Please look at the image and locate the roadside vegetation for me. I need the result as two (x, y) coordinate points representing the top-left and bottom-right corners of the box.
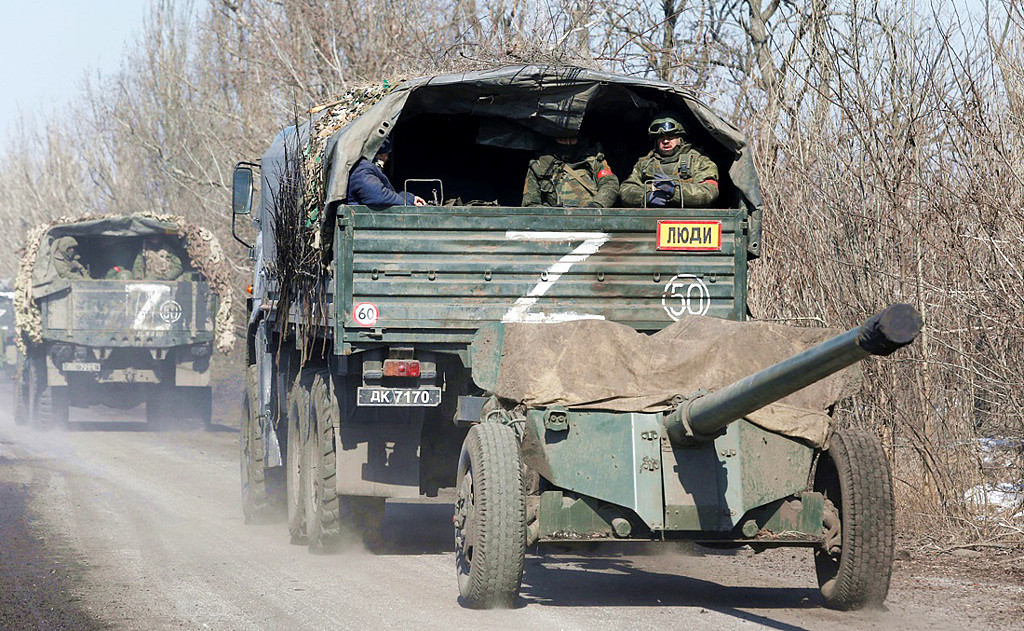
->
(0, 0), (1019, 548)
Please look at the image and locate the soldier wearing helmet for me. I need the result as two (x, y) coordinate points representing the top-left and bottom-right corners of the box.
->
(521, 130), (620, 208)
(53, 236), (88, 279)
(620, 113), (719, 208)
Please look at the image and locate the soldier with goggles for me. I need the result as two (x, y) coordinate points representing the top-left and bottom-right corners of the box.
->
(620, 114), (719, 208)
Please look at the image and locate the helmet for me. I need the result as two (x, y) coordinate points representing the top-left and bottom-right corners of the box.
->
(55, 236), (79, 252)
(648, 114), (684, 137)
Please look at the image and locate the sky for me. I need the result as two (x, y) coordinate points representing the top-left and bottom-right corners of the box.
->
(0, 0), (149, 140)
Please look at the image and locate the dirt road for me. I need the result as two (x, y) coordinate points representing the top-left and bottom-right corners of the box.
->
(1, 385), (1020, 630)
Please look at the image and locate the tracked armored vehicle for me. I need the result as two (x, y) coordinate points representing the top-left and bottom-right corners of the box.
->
(233, 65), (918, 610)
(14, 215), (228, 429)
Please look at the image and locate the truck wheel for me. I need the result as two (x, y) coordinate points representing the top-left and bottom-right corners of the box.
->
(454, 422), (525, 609)
(146, 386), (171, 430)
(37, 386), (70, 430)
(13, 357), (29, 426)
(814, 429), (895, 610)
(286, 375), (309, 544)
(305, 369), (342, 552)
(26, 354), (49, 431)
(240, 364), (274, 523)
(186, 386), (213, 428)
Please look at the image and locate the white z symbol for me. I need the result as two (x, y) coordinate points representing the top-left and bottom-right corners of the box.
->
(127, 284), (172, 330)
(502, 231), (610, 323)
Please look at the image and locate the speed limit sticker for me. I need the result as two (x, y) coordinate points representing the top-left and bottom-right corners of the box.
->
(352, 302), (380, 327)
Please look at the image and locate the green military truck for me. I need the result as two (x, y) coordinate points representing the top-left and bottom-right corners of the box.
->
(13, 215), (232, 429)
(0, 289), (16, 377)
(233, 66), (915, 610)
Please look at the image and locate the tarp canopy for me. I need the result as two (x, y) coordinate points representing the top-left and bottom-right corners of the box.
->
(261, 65), (763, 212)
(471, 317), (863, 448)
(33, 216), (184, 288)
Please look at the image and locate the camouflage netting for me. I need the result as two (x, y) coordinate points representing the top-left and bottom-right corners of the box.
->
(301, 82), (401, 233)
(14, 213), (235, 353)
(472, 318), (864, 448)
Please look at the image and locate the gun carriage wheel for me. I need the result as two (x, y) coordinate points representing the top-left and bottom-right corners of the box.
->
(813, 429), (895, 610)
(454, 422), (526, 609)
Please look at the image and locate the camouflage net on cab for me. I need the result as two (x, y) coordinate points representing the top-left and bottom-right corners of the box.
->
(14, 213), (236, 354)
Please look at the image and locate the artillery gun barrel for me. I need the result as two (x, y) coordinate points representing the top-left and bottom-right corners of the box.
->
(665, 303), (922, 443)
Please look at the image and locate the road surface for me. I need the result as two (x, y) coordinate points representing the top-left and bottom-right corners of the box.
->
(0, 384), (1020, 630)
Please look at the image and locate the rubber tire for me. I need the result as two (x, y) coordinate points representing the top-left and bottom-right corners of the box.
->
(286, 375), (309, 544)
(38, 386), (70, 430)
(146, 386), (171, 430)
(814, 429), (895, 610)
(454, 422), (526, 609)
(13, 356), (29, 426)
(305, 369), (343, 552)
(240, 364), (274, 523)
(26, 354), (49, 431)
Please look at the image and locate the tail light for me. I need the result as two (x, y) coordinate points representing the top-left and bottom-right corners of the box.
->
(383, 359), (420, 378)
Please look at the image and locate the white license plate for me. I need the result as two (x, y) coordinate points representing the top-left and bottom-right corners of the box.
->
(357, 387), (441, 407)
(62, 362), (101, 372)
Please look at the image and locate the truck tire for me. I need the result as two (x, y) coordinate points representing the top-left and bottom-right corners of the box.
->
(304, 369), (343, 552)
(454, 422), (526, 609)
(286, 375), (309, 544)
(37, 386), (70, 430)
(146, 386), (172, 430)
(240, 364), (274, 523)
(13, 356), (29, 426)
(181, 386), (213, 428)
(814, 429), (895, 610)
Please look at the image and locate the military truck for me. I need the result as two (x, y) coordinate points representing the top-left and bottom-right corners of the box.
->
(0, 289), (16, 377)
(13, 215), (231, 429)
(233, 66), (916, 610)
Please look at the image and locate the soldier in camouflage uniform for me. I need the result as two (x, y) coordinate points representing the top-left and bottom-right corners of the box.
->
(522, 132), (619, 208)
(132, 236), (183, 281)
(620, 114), (719, 208)
(53, 236), (88, 279)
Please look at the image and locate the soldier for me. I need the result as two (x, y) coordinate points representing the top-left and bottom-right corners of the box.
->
(53, 236), (88, 279)
(132, 236), (183, 281)
(521, 131), (619, 208)
(348, 137), (427, 207)
(620, 114), (719, 208)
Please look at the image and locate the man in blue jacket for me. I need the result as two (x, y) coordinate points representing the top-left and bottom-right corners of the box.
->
(347, 138), (426, 207)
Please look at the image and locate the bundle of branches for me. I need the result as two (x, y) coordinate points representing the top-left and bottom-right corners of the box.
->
(271, 82), (400, 359)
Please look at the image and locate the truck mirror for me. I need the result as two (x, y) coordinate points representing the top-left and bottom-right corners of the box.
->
(232, 166), (254, 216)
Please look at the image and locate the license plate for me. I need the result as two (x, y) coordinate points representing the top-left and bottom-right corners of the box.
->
(357, 387), (441, 407)
(62, 362), (101, 372)
(657, 220), (722, 251)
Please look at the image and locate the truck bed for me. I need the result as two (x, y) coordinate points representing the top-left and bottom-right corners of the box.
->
(334, 205), (749, 353)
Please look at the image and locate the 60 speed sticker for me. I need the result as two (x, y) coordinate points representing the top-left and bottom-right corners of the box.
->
(352, 302), (380, 327)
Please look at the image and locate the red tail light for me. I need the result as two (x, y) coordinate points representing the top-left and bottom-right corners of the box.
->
(383, 359), (420, 378)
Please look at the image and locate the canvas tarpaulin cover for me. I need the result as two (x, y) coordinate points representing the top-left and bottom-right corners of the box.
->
(261, 64), (764, 213)
(471, 317), (863, 448)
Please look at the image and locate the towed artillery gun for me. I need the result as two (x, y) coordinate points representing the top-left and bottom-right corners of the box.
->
(13, 215), (232, 429)
(231, 65), (917, 610)
(457, 303), (920, 609)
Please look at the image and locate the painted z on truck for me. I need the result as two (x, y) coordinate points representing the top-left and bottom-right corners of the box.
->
(233, 66), (915, 610)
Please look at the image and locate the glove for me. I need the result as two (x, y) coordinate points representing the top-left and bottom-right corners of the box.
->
(648, 179), (675, 207)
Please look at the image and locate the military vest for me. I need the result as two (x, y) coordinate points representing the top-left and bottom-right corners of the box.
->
(534, 155), (601, 207)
